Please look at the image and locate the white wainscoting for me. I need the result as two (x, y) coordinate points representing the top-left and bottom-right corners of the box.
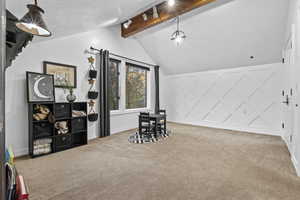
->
(164, 63), (283, 136)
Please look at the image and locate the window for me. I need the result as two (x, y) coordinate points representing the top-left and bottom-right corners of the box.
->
(126, 63), (148, 109)
(109, 59), (120, 111)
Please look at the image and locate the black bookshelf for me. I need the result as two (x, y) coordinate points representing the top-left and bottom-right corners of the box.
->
(28, 102), (88, 158)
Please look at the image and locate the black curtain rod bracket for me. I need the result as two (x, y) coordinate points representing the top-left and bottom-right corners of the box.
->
(89, 46), (157, 67)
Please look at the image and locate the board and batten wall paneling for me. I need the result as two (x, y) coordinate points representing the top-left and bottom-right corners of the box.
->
(164, 63), (284, 135)
(283, 0), (300, 176)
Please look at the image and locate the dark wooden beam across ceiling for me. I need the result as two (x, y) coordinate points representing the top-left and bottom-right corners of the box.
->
(121, 0), (216, 38)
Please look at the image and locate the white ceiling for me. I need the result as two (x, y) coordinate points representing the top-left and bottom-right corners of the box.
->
(7, 0), (163, 38)
(8, 0), (289, 74)
(136, 0), (290, 74)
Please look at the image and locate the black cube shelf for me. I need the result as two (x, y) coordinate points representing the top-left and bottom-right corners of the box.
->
(28, 102), (88, 158)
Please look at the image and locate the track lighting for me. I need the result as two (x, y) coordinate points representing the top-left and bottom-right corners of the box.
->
(171, 17), (186, 46)
(123, 20), (132, 29)
(168, 0), (175, 7)
(153, 6), (159, 19)
(142, 13), (148, 21)
(16, 0), (51, 37)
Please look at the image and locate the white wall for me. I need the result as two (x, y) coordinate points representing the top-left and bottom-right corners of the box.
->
(5, 26), (155, 156)
(163, 63), (284, 136)
(283, 0), (300, 176)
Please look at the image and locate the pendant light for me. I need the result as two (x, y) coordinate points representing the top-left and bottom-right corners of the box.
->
(171, 17), (186, 46)
(168, 0), (176, 7)
(16, 0), (51, 37)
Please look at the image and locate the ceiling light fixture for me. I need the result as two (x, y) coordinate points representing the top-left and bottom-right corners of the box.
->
(171, 17), (186, 46)
(153, 6), (159, 19)
(123, 20), (132, 29)
(168, 0), (176, 7)
(16, 0), (51, 37)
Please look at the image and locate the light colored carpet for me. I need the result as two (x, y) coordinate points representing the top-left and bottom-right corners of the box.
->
(16, 123), (300, 200)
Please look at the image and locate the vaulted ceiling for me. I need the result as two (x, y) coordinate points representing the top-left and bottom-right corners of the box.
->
(137, 0), (289, 74)
(8, 0), (290, 75)
(136, 0), (290, 74)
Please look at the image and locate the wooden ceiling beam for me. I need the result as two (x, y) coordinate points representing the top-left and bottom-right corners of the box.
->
(121, 0), (216, 38)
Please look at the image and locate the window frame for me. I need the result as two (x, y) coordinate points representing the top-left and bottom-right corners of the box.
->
(108, 58), (121, 112)
(108, 59), (152, 116)
(125, 62), (150, 111)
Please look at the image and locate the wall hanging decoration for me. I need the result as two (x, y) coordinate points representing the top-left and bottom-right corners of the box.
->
(88, 100), (98, 122)
(26, 72), (55, 103)
(43, 61), (77, 88)
(88, 56), (97, 79)
(87, 56), (99, 122)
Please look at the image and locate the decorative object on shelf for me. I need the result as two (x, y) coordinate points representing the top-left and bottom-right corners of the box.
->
(16, 0), (51, 37)
(72, 110), (86, 117)
(33, 104), (50, 121)
(26, 72), (55, 103)
(66, 89), (77, 103)
(43, 61), (77, 88)
(33, 138), (52, 156)
(55, 121), (69, 135)
(87, 56), (99, 122)
(62, 80), (77, 103)
(88, 56), (97, 79)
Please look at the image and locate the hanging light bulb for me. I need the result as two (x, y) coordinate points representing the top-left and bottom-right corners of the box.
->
(153, 6), (159, 19)
(171, 17), (186, 46)
(123, 20), (132, 29)
(142, 13), (148, 21)
(168, 0), (176, 7)
(16, 0), (51, 37)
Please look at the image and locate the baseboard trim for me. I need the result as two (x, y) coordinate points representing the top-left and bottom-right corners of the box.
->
(14, 148), (28, 157)
(15, 127), (138, 157)
(167, 120), (281, 137)
(291, 155), (300, 177)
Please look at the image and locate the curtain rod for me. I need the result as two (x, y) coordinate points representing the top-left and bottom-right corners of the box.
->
(89, 46), (157, 67)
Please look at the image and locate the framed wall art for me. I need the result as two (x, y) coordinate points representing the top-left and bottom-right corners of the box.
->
(26, 72), (55, 103)
(43, 61), (77, 88)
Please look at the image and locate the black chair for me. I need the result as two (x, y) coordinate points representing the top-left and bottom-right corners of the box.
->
(157, 109), (167, 135)
(139, 112), (154, 137)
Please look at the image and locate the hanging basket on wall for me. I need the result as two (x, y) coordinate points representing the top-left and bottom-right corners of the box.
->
(87, 56), (99, 122)
(88, 56), (98, 79)
(88, 91), (98, 99)
(88, 113), (98, 122)
(88, 100), (98, 122)
(89, 70), (97, 79)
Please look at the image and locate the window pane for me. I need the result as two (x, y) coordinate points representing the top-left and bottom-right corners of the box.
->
(126, 64), (147, 109)
(109, 60), (119, 111)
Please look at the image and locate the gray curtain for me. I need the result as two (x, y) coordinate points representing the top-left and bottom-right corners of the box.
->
(99, 50), (111, 137)
(154, 66), (160, 114)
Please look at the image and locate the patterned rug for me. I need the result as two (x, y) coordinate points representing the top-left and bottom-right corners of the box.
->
(128, 130), (171, 144)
